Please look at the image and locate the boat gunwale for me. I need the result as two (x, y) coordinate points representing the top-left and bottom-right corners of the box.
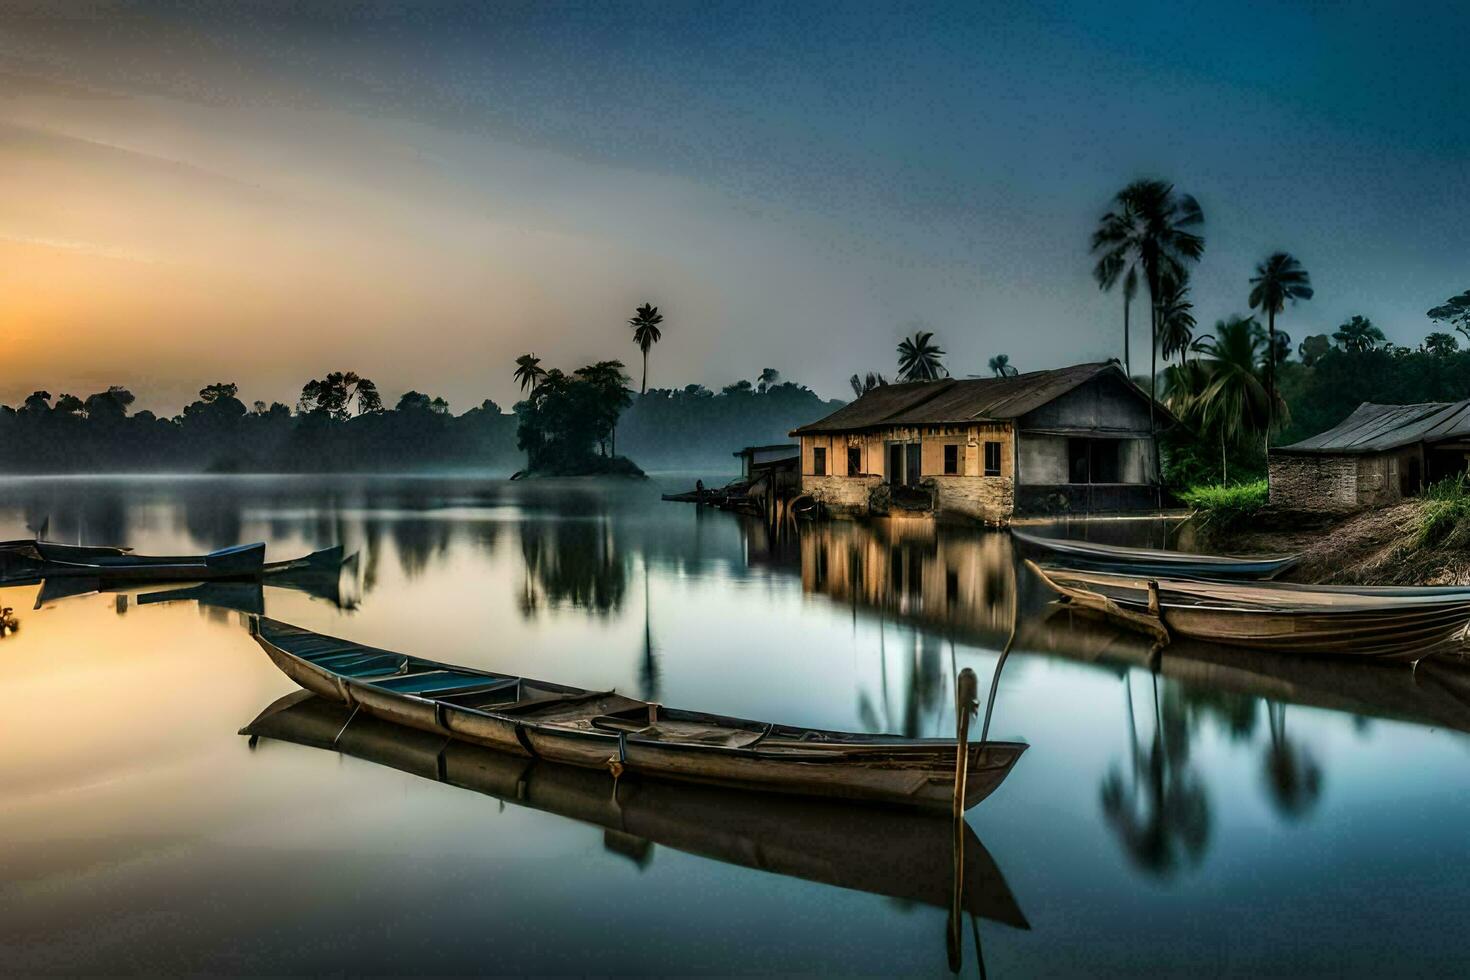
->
(254, 619), (1022, 761)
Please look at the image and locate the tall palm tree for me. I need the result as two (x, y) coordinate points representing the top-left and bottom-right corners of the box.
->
(896, 331), (947, 381)
(1091, 179), (1205, 407)
(1248, 252), (1313, 437)
(1091, 199), (1141, 374)
(988, 353), (1018, 377)
(513, 353), (548, 393)
(627, 303), (664, 394)
(1155, 276), (1197, 362)
(1092, 180), (1204, 504)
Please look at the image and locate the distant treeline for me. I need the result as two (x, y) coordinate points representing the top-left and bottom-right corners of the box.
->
(618, 379), (844, 468)
(0, 371), (843, 474)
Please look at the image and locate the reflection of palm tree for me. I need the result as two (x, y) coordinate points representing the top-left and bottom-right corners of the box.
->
(1262, 702), (1323, 820)
(639, 556), (661, 701)
(1100, 673), (1210, 877)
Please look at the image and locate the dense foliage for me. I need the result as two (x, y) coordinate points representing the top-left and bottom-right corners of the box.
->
(0, 379), (516, 473)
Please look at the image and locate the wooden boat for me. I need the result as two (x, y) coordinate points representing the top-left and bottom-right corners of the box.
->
(250, 617), (1027, 810)
(1011, 529), (1299, 581)
(1026, 559), (1470, 660)
(242, 690), (1029, 927)
(1, 538), (132, 562)
(41, 541), (267, 580)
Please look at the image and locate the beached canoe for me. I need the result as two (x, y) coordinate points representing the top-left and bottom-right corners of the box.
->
(1026, 559), (1470, 660)
(242, 690), (1030, 927)
(1011, 529), (1300, 581)
(250, 617), (1027, 810)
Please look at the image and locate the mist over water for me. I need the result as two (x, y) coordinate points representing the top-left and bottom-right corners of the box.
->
(1, 474), (1468, 974)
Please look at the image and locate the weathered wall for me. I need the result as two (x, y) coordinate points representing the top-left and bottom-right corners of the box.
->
(1120, 438), (1153, 483)
(1268, 453), (1360, 510)
(801, 473), (882, 513)
(1019, 434), (1068, 484)
(799, 423), (1015, 521)
(1018, 372), (1154, 435)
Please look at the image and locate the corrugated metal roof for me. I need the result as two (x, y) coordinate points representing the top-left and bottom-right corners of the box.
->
(791, 362), (1155, 435)
(1276, 401), (1470, 454)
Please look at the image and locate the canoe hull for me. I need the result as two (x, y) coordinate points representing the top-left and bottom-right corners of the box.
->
(254, 622), (1024, 811)
(1011, 529), (1299, 581)
(1027, 560), (1470, 660)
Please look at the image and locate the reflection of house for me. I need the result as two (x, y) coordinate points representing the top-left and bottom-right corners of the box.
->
(1269, 401), (1470, 511)
(790, 363), (1170, 523)
(801, 520), (1017, 639)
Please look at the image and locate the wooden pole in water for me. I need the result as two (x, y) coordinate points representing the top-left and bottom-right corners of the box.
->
(948, 666), (979, 971)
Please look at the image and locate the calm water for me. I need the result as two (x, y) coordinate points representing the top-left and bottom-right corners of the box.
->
(2, 475), (1468, 976)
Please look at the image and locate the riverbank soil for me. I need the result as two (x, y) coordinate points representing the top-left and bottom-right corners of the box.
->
(1214, 501), (1470, 586)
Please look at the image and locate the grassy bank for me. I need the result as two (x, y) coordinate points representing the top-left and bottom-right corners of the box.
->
(1178, 480), (1268, 532)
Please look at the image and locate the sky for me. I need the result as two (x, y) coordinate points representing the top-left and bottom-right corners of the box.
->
(1, 0), (1467, 414)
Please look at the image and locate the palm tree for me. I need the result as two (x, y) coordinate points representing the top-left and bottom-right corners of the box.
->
(988, 354), (1018, 377)
(1091, 180), (1205, 409)
(756, 367), (780, 393)
(896, 331), (947, 381)
(1188, 316), (1284, 481)
(1155, 276), (1197, 362)
(849, 372), (888, 398)
(1091, 199), (1141, 374)
(628, 303), (664, 394)
(513, 353), (548, 393)
(1248, 252), (1313, 437)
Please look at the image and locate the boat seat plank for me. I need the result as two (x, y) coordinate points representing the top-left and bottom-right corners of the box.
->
(367, 671), (495, 694)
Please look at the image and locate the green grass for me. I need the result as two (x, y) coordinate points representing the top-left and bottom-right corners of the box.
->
(1414, 477), (1470, 547)
(1179, 479), (1268, 530)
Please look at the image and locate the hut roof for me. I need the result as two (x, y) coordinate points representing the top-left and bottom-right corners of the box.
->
(1276, 400), (1470, 454)
(791, 362), (1165, 435)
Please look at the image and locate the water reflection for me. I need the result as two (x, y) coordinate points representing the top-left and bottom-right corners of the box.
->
(1100, 674), (1209, 878)
(243, 691), (1030, 943)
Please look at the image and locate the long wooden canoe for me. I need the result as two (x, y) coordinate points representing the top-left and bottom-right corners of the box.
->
(250, 617), (1027, 810)
(1026, 559), (1470, 660)
(40, 541), (267, 580)
(1011, 529), (1300, 581)
(242, 690), (1029, 927)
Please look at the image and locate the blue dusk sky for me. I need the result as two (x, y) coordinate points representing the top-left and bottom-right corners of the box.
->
(1, 1), (1466, 411)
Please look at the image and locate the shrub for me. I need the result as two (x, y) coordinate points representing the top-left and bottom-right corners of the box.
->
(1179, 480), (1268, 530)
(1415, 477), (1470, 546)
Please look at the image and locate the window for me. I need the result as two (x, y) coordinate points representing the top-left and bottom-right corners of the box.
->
(847, 445), (862, 476)
(813, 446), (827, 476)
(984, 441), (1002, 477)
(943, 444), (959, 475)
(1066, 438), (1122, 484)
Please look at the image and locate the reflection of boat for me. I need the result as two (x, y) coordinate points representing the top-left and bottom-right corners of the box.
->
(135, 549), (358, 613)
(242, 690), (1029, 927)
(1012, 529), (1299, 581)
(1036, 606), (1470, 735)
(1027, 560), (1470, 659)
(250, 617), (1027, 810)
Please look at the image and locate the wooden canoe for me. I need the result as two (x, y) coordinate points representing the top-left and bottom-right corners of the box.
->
(250, 617), (1027, 811)
(40, 541), (267, 580)
(242, 690), (1030, 928)
(1026, 560), (1470, 660)
(1011, 529), (1300, 581)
